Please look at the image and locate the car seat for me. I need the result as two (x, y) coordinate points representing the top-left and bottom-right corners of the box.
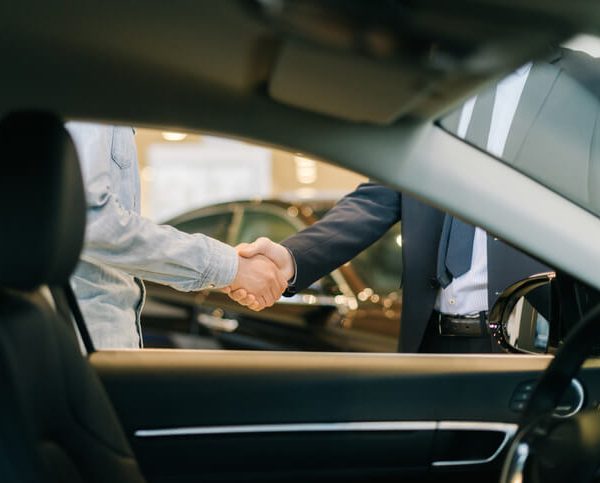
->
(0, 112), (146, 482)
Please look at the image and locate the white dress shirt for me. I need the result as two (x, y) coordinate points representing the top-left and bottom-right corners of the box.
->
(435, 63), (532, 315)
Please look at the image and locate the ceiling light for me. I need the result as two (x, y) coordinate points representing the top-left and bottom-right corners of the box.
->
(161, 131), (188, 141)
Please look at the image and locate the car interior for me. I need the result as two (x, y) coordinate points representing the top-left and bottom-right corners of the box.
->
(3, 1), (600, 482)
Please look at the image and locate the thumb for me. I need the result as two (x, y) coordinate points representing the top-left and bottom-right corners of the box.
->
(235, 242), (251, 255)
(237, 237), (270, 258)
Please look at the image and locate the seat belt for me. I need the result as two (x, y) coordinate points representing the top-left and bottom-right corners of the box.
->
(49, 284), (95, 354)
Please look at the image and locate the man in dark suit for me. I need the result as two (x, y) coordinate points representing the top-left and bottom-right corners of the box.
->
(229, 47), (600, 353)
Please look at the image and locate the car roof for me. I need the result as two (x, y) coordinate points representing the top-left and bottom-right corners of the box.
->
(2, 1), (600, 290)
(165, 199), (335, 234)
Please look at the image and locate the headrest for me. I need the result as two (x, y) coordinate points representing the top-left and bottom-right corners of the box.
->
(0, 112), (86, 290)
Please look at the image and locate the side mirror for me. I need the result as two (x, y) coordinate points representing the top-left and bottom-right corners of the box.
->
(489, 272), (556, 354)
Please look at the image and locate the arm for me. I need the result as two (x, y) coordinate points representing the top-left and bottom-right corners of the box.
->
(229, 182), (402, 308)
(281, 182), (402, 292)
(67, 123), (286, 306)
(67, 122), (238, 291)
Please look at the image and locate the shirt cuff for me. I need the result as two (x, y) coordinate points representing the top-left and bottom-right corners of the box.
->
(283, 247), (298, 296)
(199, 238), (239, 289)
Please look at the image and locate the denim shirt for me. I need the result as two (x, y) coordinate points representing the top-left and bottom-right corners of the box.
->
(66, 123), (238, 349)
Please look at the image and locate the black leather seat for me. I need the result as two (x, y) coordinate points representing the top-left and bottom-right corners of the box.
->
(0, 112), (146, 482)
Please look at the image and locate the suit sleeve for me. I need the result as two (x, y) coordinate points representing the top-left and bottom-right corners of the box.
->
(281, 183), (402, 292)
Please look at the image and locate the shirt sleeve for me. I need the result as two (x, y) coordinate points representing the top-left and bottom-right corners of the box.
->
(66, 122), (238, 291)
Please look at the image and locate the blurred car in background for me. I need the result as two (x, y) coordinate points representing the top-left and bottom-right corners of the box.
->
(141, 198), (402, 352)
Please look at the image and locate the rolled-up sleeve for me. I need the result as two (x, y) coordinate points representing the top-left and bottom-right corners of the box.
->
(66, 122), (238, 291)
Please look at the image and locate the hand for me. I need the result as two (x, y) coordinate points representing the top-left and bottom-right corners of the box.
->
(238, 237), (295, 280)
(227, 253), (287, 311)
(227, 238), (295, 310)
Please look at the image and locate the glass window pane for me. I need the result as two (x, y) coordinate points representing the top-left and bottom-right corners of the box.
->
(173, 212), (232, 243)
(237, 210), (297, 244)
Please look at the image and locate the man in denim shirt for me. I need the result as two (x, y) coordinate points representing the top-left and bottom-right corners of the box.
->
(66, 122), (285, 349)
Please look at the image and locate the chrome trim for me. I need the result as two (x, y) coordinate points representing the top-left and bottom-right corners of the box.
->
(437, 421), (517, 433)
(135, 421), (436, 438)
(554, 378), (585, 418)
(274, 294), (338, 306)
(433, 422), (518, 467)
(135, 420), (518, 467)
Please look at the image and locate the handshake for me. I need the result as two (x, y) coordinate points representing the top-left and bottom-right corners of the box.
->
(225, 237), (295, 311)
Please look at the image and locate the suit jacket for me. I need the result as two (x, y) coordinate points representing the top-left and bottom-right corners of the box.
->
(282, 48), (600, 353)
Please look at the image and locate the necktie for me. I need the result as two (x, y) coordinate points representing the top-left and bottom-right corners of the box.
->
(436, 216), (476, 288)
(436, 86), (496, 288)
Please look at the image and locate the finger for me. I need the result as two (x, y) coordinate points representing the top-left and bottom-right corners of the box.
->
(270, 278), (285, 305)
(276, 273), (287, 293)
(237, 298), (256, 308)
(252, 295), (269, 311)
(265, 296), (278, 308)
(237, 241), (261, 258)
(235, 242), (251, 253)
(266, 276), (280, 304)
(228, 288), (248, 302)
(230, 290), (258, 307)
(238, 237), (271, 258)
(230, 294), (258, 308)
(263, 293), (275, 308)
(228, 288), (259, 308)
(275, 271), (288, 296)
(236, 293), (257, 306)
(249, 300), (264, 311)
(242, 294), (257, 305)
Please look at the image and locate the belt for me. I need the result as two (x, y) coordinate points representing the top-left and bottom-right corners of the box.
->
(436, 311), (489, 337)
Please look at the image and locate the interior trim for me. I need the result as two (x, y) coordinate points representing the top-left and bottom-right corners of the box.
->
(135, 421), (437, 437)
(554, 378), (585, 418)
(433, 421), (518, 467)
(135, 420), (518, 467)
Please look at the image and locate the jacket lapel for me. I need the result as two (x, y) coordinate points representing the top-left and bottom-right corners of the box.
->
(502, 58), (562, 163)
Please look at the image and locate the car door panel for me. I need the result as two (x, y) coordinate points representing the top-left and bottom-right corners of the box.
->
(91, 351), (600, 482)
(134, 431), (435, 482)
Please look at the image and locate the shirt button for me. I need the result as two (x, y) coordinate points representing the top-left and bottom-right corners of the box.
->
(449, 298), (456, 305)
(207, 283), (216, 289)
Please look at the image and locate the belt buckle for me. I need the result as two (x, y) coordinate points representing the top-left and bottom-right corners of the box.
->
(438, 312), (488, 337)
